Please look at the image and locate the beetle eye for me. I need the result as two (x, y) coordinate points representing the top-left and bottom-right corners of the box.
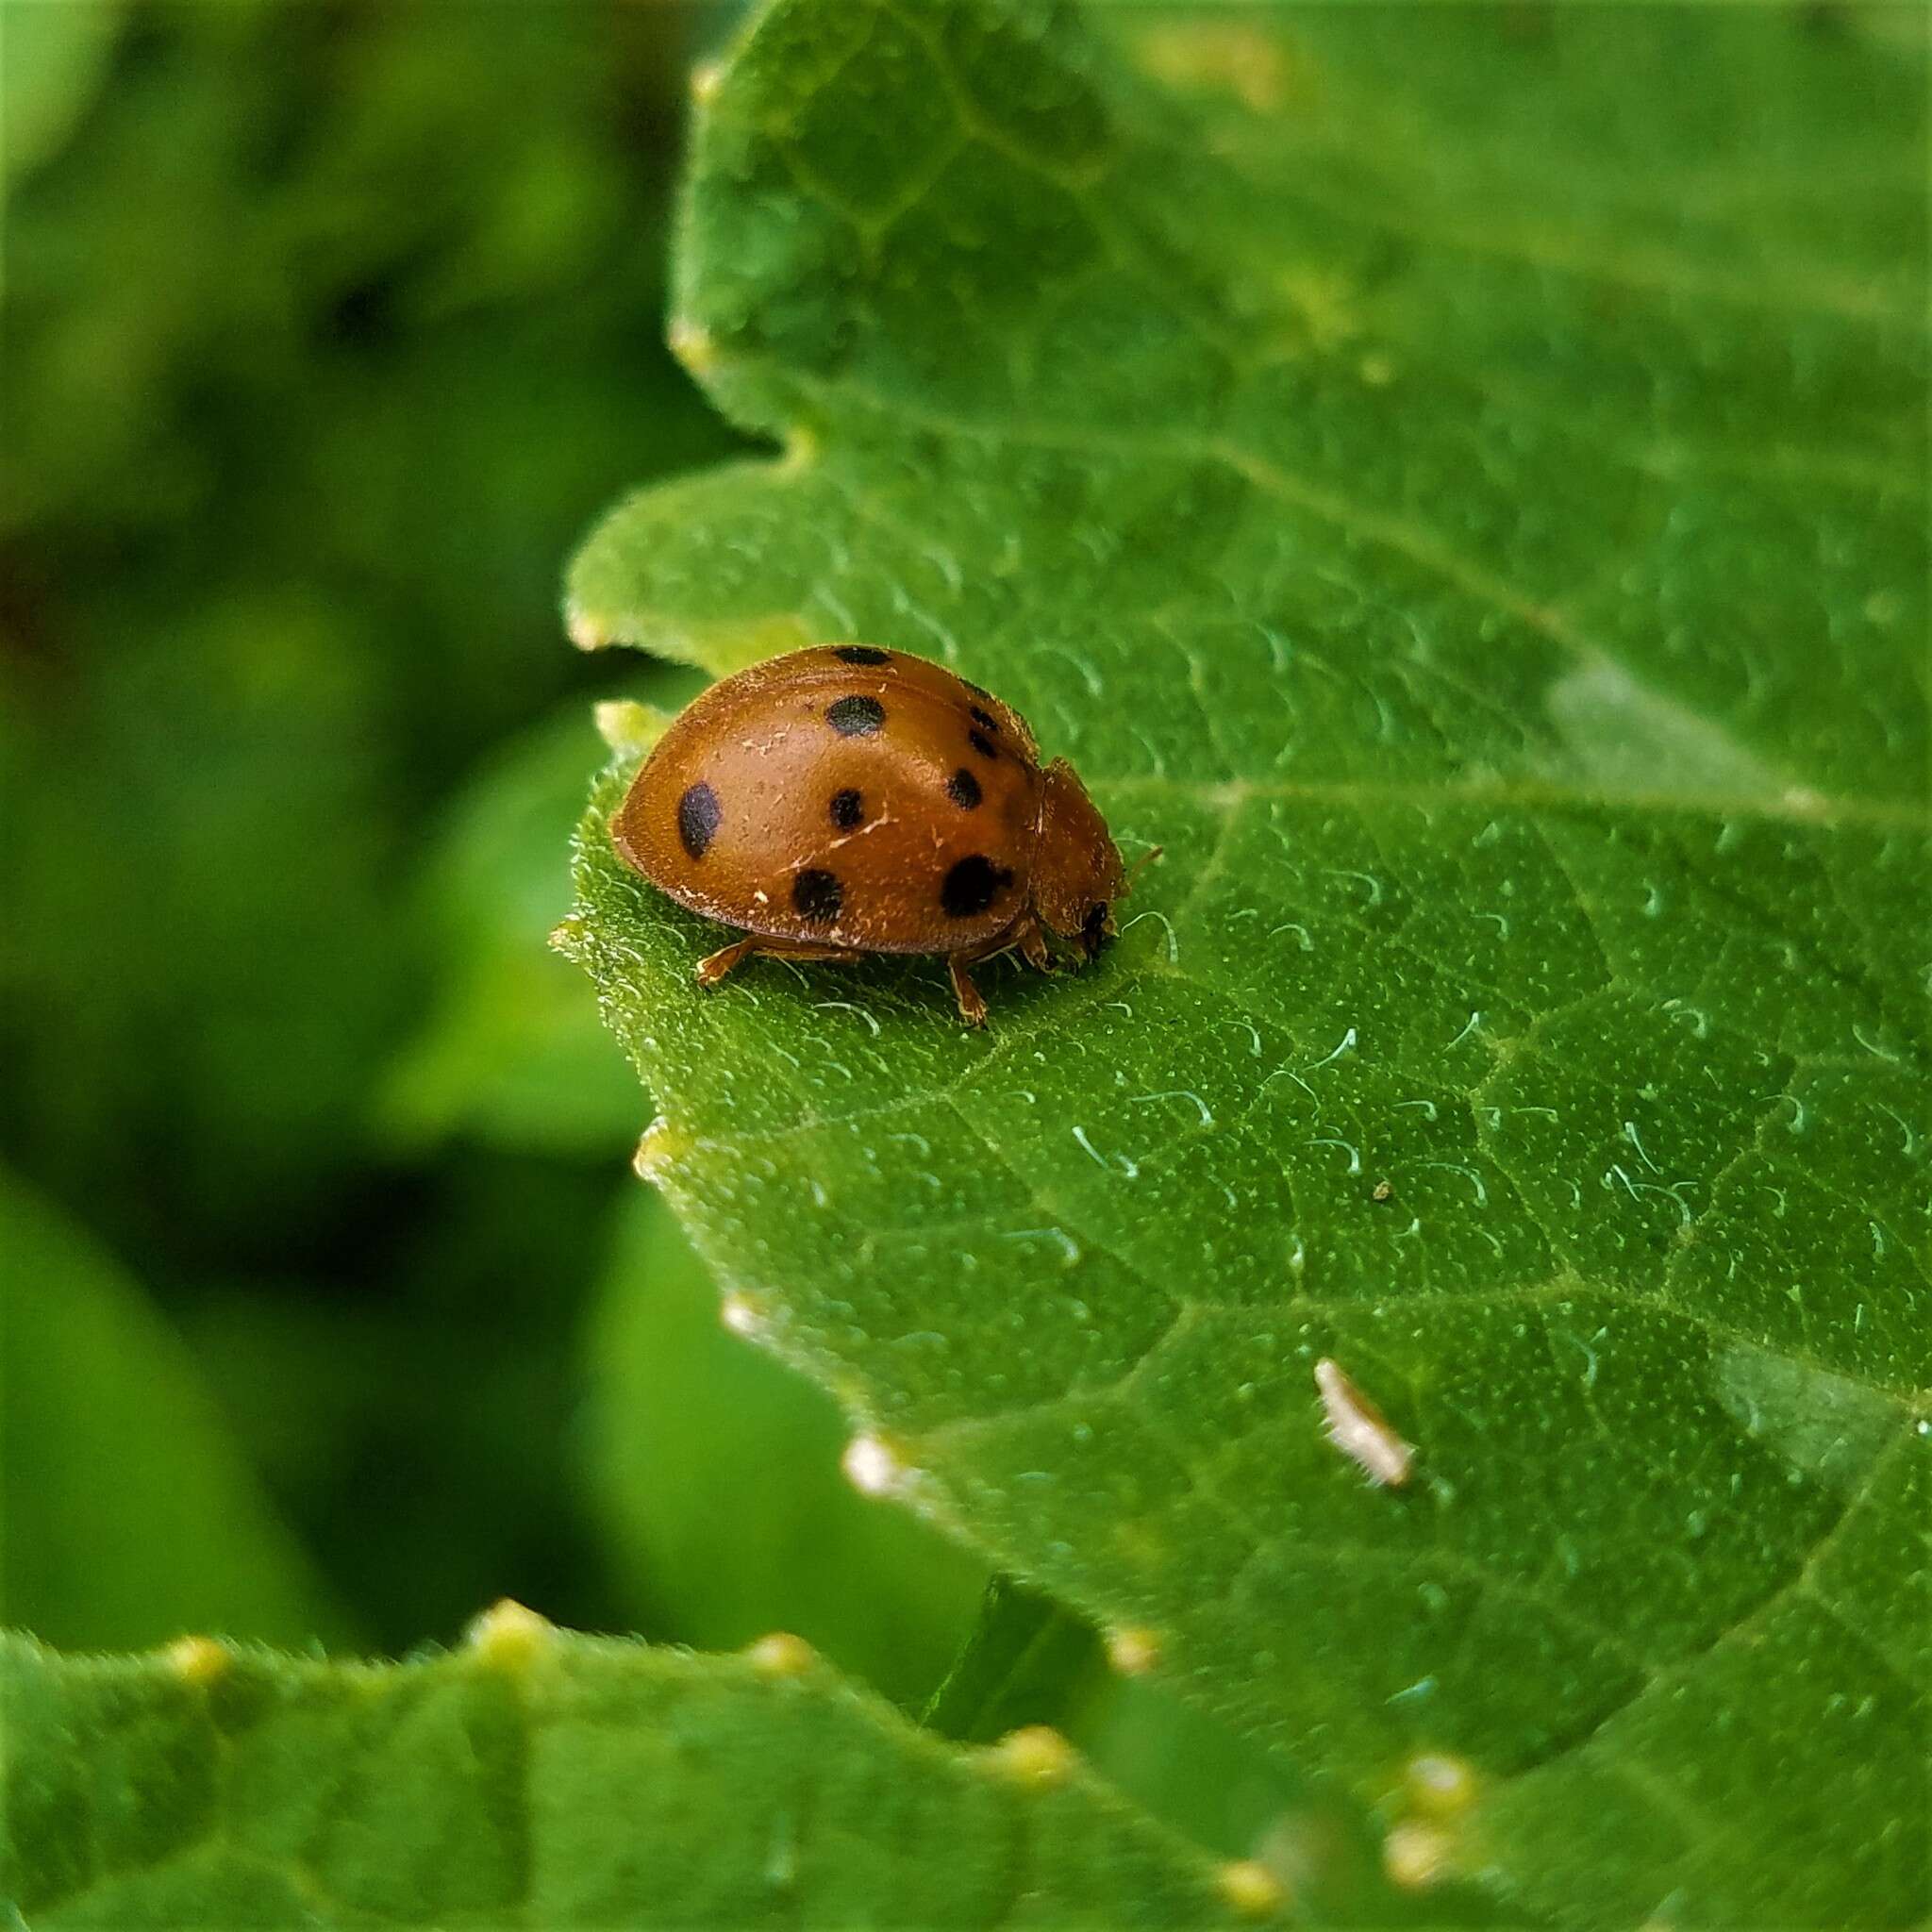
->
(1081, 901), (1111, 959)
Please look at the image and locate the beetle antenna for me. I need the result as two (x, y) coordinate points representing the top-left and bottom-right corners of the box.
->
(1125, 844), (1164, 893)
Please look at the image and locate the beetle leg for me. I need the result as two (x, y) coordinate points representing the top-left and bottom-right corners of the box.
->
(947, 955), (990, 1028)
(948, 916), (1049, 1024)
(1015, 916), (1054, 974)
(695, 937), (761, 987)
(696, 937), (861, 989)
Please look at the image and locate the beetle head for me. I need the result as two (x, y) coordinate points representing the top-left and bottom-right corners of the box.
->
(1032, 758), (1125, 958)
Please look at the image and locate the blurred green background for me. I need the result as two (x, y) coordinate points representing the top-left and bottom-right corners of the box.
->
(0, 0), (986, 1704)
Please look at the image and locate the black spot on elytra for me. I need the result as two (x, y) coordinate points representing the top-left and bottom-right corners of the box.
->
(829, 788), (864, 830)
(834, 645), (891, 664)
(1082, 900), (1112, 958)
(941, 855), (1013, 919)
(792, 868), (842, 924)
(676, 782), (722, 860)
(968, 728), (998, 760)
(827, 694), (885, 736)
(969, 705), (1000, 732)
(946, 768), (982, 810)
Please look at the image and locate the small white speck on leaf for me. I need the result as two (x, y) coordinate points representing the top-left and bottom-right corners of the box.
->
(719, 1293), (763, 1339)
(1405, 1751), (1478, 1818)
(1314, 1357), (1413, 1488)
(841, 1433), (908, 1498)
(633, 1116), (682, 1182)
(813, 999), (881, 1037)
(1003, 1225), (1082, 1267)
(564, 602), (608, 652)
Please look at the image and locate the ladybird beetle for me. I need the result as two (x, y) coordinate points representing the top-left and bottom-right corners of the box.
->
(609, 644), (1137, 1025)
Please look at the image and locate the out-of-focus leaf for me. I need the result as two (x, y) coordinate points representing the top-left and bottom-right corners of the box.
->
(0, 591), (410, 1256)
(378, 702), (679, 1158)
(564, 2), (1929, 1924)
(0, 0), (123, 195)
(177, 1156), (633, 1657)
(1, 4), (744, 1272)
(584, 1190), (984, 1707)
(3, 1623), (1278, 1928)
(0, 1170), (346, 1652)
(924, 1576), (1106, 1745)
(0, 6), (706, 547)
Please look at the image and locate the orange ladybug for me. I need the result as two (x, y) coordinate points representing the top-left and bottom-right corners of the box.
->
(609, 644), (1134, 1025)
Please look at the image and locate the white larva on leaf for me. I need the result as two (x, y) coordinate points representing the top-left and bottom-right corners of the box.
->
(1314, 1357), (1414, 1488)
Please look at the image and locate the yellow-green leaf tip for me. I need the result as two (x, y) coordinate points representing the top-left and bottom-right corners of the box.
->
(465, 1597), (555, 1669)
(985, 1724), (1076, 1789)
(1214, 1858), (1289, 1918)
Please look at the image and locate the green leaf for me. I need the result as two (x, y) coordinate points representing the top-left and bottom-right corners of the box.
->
(923, 1576), (1107, 1747)
(583, 1189), (986, 1705)
(0, 591), (410, 1254)
(0, 0), (124, 196)
(2, 1620), (1278, 1928)
(0, 1171), (347, 1653)
(565, 1), (1928, 1922)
